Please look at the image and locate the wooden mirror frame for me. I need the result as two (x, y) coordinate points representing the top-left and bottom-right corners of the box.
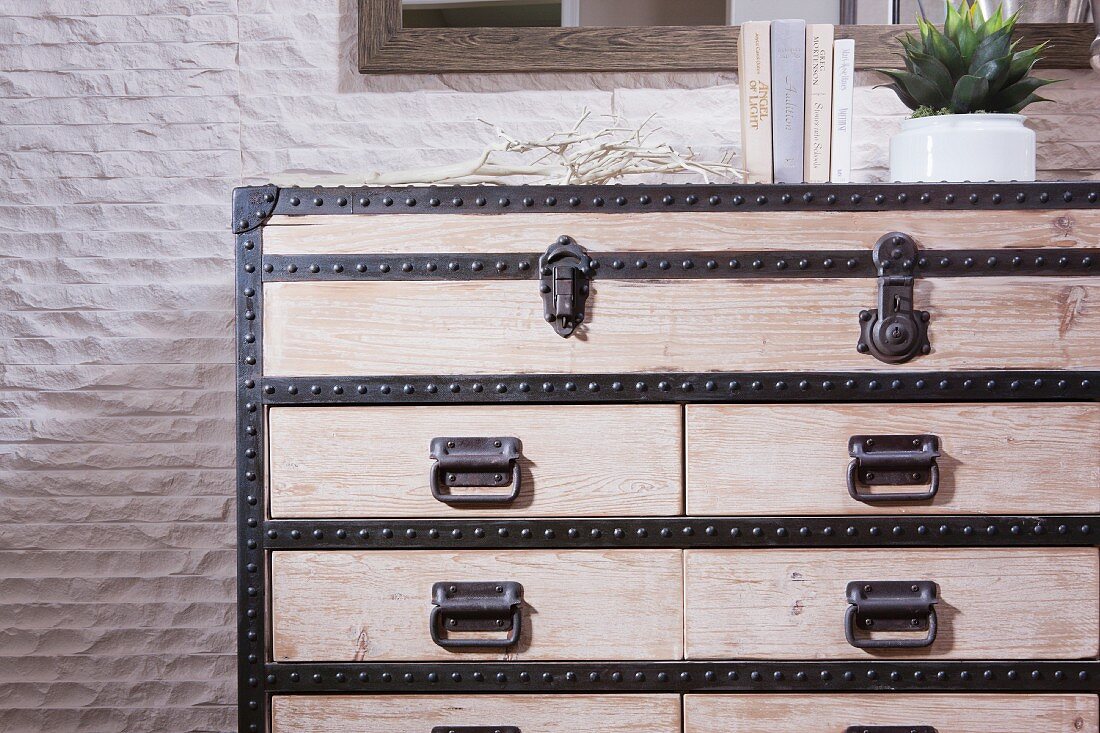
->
(359, 0), (1095, 74)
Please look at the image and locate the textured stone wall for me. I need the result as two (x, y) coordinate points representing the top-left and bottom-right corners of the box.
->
(1, 0), (1098, 730)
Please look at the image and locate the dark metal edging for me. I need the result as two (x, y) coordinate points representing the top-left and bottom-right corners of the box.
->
(262, 249), (1098, 282)
(262, 516), (1097, 551)
(236, 215), (266, 733)
(261, 181), (1100, 216)
(261, 371), (1098, 406)
(264, 660), (1099, 695)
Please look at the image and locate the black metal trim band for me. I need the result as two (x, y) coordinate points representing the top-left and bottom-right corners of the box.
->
(260, 182), (1100, 217)
(262, 249), (1098, 282)
(261, 371), (1098, 405)
(237, 226), (266, 732)
(264, 660), (1098, 694)
(263, 516), (1096, 551)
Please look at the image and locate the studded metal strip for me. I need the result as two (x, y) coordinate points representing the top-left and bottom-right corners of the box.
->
(261, 371), (1098, 405)
(263, 660), (1099, 694)
(262, 249), (1098, 281)
(266, 181), (1100, 216)
(236, 226), (265, 733)
(263, 516), (1097, 551)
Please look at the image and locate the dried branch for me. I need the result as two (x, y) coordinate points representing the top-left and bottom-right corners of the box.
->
(351, 110), (741, 186)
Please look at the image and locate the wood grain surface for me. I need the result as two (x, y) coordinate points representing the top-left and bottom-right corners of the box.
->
(356, 0), (1094, 75)
(273, 694), (682, 733)
(263, 209), (1098, 254)
(272, 550), (684, 662)
(267, 405), (682, 518)
(263, 278), (1099, 375)
(684, 694), (1099, 733)
(684, 548), (1099, 660)
(686, 403), (1100, 516)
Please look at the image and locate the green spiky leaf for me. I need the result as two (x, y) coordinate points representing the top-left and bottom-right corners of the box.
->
(988, 76), (1058, 110)
(878, 69), (951, 108)
(907, 50), (956, 99)
(950, 74), (990, 112)
(881, 1), (1059, 116)
(926, 23), (967, 77)
(1004, 44), (1045, 86)
(955, 17), (980, 59)
(968, 27), (1013, 74)
(1001, 94), (1052, 114)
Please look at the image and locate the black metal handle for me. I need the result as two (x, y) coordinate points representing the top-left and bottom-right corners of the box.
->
(433, 728), (520, 733)
(430, 581), (523, 649)
(847, 434), (941, 503)
(846, 727), (937, 733)
(845, 580), (939, 649)
(429, 437), (521, 505)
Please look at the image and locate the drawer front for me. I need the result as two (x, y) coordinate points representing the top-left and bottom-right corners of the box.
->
(272, 694), (682, 733)
(263, 277), (1099, 376)
(686, 403), (1100, 515)
(268, 405), (682, 518)
(272, 550), (684, 661)
(684, 548), (1099, 660)
(684, 694), (1099, 733)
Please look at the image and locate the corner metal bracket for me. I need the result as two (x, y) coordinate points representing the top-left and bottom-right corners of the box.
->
(233, 185), (279, 234)
(858, 233), (931, 364)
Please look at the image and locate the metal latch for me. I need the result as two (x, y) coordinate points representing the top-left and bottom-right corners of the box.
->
(429, 437), (521, 505)
(539, 236), (592, 337)
(845, 580), (939, 649)
(847, 434), (941, 503)
(430, 581), (523, 648)
(846, 728), (937, 733)
(858, 233), (930, 364)
(433, 728), (520, 733)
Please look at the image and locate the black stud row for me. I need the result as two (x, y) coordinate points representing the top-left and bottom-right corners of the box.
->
(262, 248), (1098, 282)
(260, 371), (1098, 406)
(236, 226), (265, 733)
(263, 516), (1097, 551)
(262, 661), (1099, 694)
(244, 182), (1100, 224)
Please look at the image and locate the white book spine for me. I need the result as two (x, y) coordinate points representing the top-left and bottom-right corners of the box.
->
(770, 19), (806, 184)
(738, 21), (773, 184)
(804, 24), (834, 184)
(830, 38), (855, 183)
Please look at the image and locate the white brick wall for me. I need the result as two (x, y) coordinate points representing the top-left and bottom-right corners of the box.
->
(1, 0), (1098, 730)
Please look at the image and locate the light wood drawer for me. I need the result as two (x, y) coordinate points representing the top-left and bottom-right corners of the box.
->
(272, 694), (682, 733)
(263, 277), (1100, 375)
(684, 694), (1099, 733)
(271, 550), (683, 661)
(686, 403), (1100, 516)
(267, 405), (682, 518)
(684, 548), (1099, 660)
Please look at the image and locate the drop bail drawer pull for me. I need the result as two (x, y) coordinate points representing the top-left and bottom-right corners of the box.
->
(858, 233), (931, 364)
(845, 580), (939, 649)
(846, 728), (938, 733)
(430, 581), (524, 649)
(429, 437), (522, 504)
(539, 236), (592, 338)
(847, 434), (941, 503)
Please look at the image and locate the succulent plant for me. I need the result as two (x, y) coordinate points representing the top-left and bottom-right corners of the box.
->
(878, 1), (1058, 117)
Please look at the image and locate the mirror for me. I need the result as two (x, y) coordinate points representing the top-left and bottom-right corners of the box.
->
(401, 0), (1093, 28)
(359, 0), (1097, 73)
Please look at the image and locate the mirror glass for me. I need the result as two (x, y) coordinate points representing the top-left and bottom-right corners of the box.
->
(402, 0), (1092, 29)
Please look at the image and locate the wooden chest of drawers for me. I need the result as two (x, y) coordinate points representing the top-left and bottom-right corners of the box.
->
(235, 182), (1100, 733)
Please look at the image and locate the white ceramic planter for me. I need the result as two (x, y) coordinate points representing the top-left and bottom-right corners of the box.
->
(889, 113), (1036, 183)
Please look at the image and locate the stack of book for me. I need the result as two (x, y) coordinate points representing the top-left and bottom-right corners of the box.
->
(738, 20), (855, 184)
